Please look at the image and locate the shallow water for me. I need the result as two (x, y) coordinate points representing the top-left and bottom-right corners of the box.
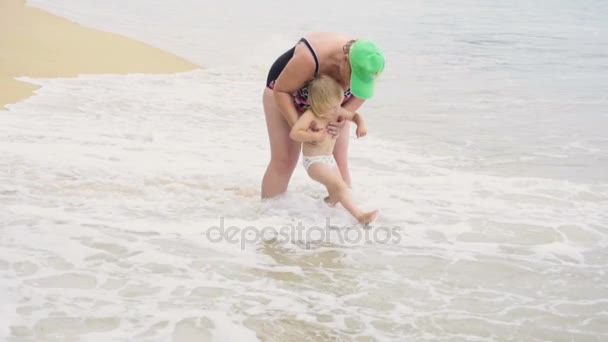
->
(1, 0), (607, 341)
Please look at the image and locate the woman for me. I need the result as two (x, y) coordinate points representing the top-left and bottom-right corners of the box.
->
(261, 32), (385, 199)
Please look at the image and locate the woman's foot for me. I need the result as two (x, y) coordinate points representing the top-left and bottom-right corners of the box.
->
(357, 210), (379, 225)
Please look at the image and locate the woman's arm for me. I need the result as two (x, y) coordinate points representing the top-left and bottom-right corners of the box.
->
(342, 97), (366, 113)
(272, 45), (317, 127)
(273, 92), (299, 127)
(327, 97), (366, 136)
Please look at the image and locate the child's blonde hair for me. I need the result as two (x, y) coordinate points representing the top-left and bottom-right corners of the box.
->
(308, 75), (344, 118)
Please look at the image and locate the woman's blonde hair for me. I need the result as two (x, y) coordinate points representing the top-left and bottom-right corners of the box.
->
(308, 75), (344, 118)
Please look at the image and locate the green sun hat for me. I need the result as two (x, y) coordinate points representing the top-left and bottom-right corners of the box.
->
(349, 40), (385, 100)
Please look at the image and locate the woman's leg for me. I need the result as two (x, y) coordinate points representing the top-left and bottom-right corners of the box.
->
(333, 120), (351, 186)
(335, 96), (366, 187)
(261, 88), (302, 199)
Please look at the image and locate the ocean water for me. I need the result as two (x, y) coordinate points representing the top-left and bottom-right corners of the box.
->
(1, 0), (607, 341)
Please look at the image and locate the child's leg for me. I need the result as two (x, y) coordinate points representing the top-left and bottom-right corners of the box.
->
(306, 163), (340, 197)
(330, 178), (378, 224)
(307, 164), (378, 224)
(323, 195), (337, 207)
(322, 167), (345, 207)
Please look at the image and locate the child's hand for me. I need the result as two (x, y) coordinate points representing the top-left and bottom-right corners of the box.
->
(356, 125), (367, 138)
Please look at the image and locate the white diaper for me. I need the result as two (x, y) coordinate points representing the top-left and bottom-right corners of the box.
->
(302, 155), (337, 171)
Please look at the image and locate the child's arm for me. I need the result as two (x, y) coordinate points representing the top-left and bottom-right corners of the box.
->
(339, 108), (368, 138)
(289, 110), (326, 142)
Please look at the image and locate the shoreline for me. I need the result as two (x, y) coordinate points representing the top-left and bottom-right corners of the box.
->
(0, 0), (200, 109)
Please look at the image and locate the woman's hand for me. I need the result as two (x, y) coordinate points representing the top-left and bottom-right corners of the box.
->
(326, 115), (346, 139)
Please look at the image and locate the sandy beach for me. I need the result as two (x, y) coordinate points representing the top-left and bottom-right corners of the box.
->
(0, 0), (199, 109)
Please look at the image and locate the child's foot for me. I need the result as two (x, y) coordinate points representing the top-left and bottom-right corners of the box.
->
(324, 196), (337, 207)
(357, 210), (379, 225)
